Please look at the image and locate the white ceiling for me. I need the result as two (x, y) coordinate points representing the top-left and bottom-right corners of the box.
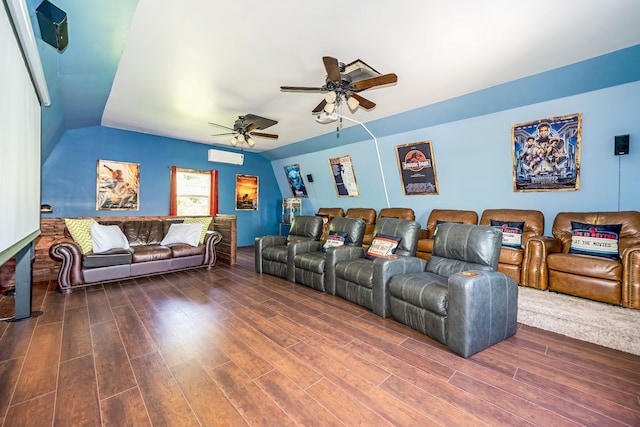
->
(100, 0), (640, 153)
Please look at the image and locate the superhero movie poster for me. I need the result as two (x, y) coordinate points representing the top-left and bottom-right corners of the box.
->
(395, 141), (439, 196)
(512, 113), (581, 192)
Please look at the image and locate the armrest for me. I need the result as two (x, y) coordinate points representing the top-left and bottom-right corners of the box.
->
(372, 256), (427, 317)
(204, 230), (223, 269)
(324, 246), (365, 295)
(446, 271), (518, 358)
(49, 239), (84, 293)
(254, 235), (287, 273)
(622, 244), (640, 309)
(521, 235), (562, 290)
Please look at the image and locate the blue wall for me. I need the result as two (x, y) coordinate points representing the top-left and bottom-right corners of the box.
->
(271, 81), (640, 235)
(41, 126), (281, 246)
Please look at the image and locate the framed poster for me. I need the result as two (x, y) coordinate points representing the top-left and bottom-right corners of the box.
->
(96, 159), (139, 210)
(512, 113), (581, 192)
(395, 141), (439, 195)
(328, 155), (360, 197)
(283, 163), (308, 198)
(235, 174), (258, 210)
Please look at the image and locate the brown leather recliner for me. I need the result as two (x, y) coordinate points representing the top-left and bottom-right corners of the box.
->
(416, 209), (478, 262)
(479, 209), (545, 287)
(542, 211), (640, 309)
(345, 208), (377, 247)
(361, 207), (416, 248)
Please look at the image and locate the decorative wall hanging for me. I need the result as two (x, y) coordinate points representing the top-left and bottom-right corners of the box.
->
(395, 141), (439, 195)
(96, 159), (139, 210)
(235, 174), (258, 210)
(512, 113), (581, 192)
(283, 164), (308, 198)
(328, 155), (360, 197)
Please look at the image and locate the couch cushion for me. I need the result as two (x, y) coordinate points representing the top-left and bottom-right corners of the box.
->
(183, 217), (213, 244)
(389, 272), (449, 316)
(294, 252), (326, 274)
(131, 245), (172, 263)
(568, 221), (622, 260)
(336, 259), (374, 287)
(83, 249), (132, 269)
(547, 252), (622, 281)
(498, 246), (524, 266)
(90, 222), (130, 253)
(262, 245), (288, 263)
(124, 220), (165, 245)
(65, 218), (96, 254)
(161, 223), (203, 247)
(169, 243), (205, 258)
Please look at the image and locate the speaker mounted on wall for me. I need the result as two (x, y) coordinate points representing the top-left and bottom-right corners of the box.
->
(306, 174), (314, 183)
(36, 0), (68, 52)
(614, 134), (630, 156)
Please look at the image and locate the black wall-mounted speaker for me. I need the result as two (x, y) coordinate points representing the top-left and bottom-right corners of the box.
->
(614, 134), (630, 156)
(36, 0), (68, 52)
(306, 174), (314, 182)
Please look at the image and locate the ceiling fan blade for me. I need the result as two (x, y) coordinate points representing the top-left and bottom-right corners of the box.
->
(245, 123), (260, 132)
(208, 122), (235, 131)
(250, 132), (278, 139)
(312, 99), (327, 113)
(323, 56), (342, 83)
(211, 132), (237, 137)
(351, 73), (398, 91)
(281, 86), (325, 92)
(243, 114), (278, 130)
(350, 93), (376, 110)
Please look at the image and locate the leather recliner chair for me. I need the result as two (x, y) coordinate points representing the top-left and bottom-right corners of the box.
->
(389, 223), (519, 358)
(416, 209), (478, 262)
(292, 217), (366, 293)
(316, 207), (345, 242)
(361, 207), (416, 248)
(345, 208), (377, 248)
(331, 217), (423, 317)
(254, 215), (323, 282)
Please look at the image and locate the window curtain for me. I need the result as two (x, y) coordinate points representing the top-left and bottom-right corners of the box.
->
(210, 169), (218, 216)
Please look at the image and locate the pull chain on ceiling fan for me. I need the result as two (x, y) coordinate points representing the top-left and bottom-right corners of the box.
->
(209, 114), (278, 147)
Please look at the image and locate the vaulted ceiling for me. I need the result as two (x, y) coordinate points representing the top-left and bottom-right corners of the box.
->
(31, 0), (640, 158)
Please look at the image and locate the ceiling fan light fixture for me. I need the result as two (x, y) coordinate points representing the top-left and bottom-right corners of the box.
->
(237, 134), (246, 143)
(324, 91), (337, 104)
(324, 102), (335, 114)
(230, 137), (237, 146)
(247, 137), (256, 147)
(347, 96), (360, 111)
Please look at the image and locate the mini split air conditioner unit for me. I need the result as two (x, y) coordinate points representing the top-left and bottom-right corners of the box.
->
(208, 149), (244, 165)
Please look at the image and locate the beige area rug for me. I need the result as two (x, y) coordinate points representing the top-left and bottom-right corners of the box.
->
(517, 286), (640, 356)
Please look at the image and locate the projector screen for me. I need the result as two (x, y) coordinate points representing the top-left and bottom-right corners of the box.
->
(0, 5), (42, 265)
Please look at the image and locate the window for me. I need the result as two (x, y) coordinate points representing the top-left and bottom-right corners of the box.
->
(169, 167), (218, 216)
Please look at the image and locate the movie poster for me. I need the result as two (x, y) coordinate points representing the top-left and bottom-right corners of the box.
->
(512, 113), (581, 192)
(328, 155), (359, 197)
(235, 174), (258, 210)
(283, 164), (308, 198)
(395, 141), (439, 195)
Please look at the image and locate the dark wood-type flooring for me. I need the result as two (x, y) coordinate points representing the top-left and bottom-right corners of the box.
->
(0, 246), (639, 426)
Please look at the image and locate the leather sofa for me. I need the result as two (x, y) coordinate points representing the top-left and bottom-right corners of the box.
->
(292, 217), (366, 293)
(254, 215), (323, 282)
(479, 208), (545, 287)
(332, 217), (423, 317)
(389, 223), (518, 357)
(49, 218), (223, 293)
(416, 209), (478, 262)
(540, 211), (640, 309)
(361, 207), (416, 248)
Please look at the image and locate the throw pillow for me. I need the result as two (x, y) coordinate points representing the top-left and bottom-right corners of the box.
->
(490, 220), (525, 248)
(366, 234), (402, 259)
(183, 217), (213, 244)
(90, 222), (130, 253)
(161, 223), (204, 247)
(569, 221), (622, 260)
(322, 231), (348, 252)
(65, 218), (96, 254)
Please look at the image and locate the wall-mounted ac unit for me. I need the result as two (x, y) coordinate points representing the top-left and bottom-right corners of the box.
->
(208, 149), (244, 165)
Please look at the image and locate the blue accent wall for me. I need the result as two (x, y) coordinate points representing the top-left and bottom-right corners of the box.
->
(41, 126), (281, 246)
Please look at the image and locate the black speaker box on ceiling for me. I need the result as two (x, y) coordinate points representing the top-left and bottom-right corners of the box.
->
(614, 134), (630, 156)
(36, 0), (68, 52)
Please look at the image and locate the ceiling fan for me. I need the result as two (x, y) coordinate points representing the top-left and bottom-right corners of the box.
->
(209, 114), (278, 147)
(280, 56), (398, 114)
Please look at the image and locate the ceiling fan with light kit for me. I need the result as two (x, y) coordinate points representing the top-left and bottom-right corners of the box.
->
(280, 56), (398, 117)
(209, 114), (278, 147)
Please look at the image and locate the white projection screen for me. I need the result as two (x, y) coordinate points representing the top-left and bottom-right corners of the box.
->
(0, 3), (42, 266)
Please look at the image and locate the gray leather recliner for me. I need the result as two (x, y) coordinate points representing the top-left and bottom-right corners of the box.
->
(255, 215), (323, 281)
(292, 217), (366, 293)
(332, 217), (423, 317)
(389, 223), (518, 358)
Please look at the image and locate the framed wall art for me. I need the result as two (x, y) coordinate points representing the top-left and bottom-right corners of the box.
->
(395, 141), (439, 195)
(512, 113), (582, 192)
(235, 174), (258, 210)
(96, 159), (139, 210)
(283, 163), (308, 198)
(328, 155), (360, 197)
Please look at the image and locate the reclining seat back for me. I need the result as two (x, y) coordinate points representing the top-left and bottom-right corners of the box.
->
(124, 220), (165, 246)
(427, 223), (501, 278)
(345, 208), (377, 247)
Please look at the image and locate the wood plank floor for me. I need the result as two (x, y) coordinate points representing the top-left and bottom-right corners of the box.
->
(0, 246), (639, 426)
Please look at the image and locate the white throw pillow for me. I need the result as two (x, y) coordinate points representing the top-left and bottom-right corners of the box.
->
(90, 223), (130, 254)
(161, 223), (203, 247)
